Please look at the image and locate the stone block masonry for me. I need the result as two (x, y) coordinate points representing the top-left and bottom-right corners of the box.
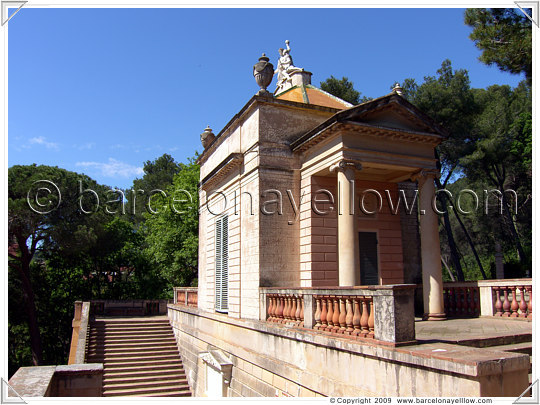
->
(168, 304), (529, 397)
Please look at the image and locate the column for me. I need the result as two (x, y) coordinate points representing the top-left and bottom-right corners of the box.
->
(330, 160), (361, 286)
(416, 170), (446, 320)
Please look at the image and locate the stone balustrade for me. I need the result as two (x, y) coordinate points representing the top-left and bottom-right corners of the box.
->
(174, 287), (198, 307)
(260, 285), (415, 344)
(442, 278), (532, 318)
(443, 286), (480, 318)
(493, 285), (532, 318)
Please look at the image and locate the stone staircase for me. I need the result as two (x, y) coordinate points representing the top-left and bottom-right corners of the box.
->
(85, 316), (191, 397)
(454, 333), (533, 385)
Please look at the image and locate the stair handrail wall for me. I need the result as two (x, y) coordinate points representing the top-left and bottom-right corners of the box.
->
(68, 301), (91, 365)
(174, 287), (198, 307)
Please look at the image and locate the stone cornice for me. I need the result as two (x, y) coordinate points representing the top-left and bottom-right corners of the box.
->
(199, 153), (243, 191)
(292, 121), (444, 154)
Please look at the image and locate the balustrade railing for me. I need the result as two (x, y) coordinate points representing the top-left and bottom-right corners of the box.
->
(442, 279), (531, 318)
(493, 285), (532, 318)
(174, 287), (198, 308)
(260, 285), (415, 344)
(443, 286), (480, 317)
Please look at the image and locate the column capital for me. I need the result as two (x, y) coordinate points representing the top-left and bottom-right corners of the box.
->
(329, 159), (362, 174)
(411, 169), (440, 184)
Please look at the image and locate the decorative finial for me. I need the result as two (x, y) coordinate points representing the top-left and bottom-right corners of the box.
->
(200, 125), (215, 149)
(253, 53), (274, 95)
(392, 83), (403, 96)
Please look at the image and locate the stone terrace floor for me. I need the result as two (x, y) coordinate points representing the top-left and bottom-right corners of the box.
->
(415, 316), (532, 344)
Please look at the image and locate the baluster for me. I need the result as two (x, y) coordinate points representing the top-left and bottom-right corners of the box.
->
(276, 295), (284, 322)
(470, 288), (477, 317)
(267, 295), (274, 321)
(326, 296), (334, 331)
(455, 287), (462, 316)
(338, 298), (347, 333)
(510, 287), (519, 317)
(443, 288), (449, 316)
(447, 288), (454, 317)
(526, 286), (532, 318)
(368, 299), (375, 338)
(299, 296), (304, 327)
(332, 297), (340, 333)
(320, 297), (328, 331)
(494, 287), (503, 316)
(290, 296), (298, 324)
(519, 286), (528, 318)
(352, 297), (361, 336)
(464, 288), (471, 316)
(313, 297), (321, 329)
(345, 298), (354, 335)
(284, 296), (291, 322)
(360, 297), (369, 337)
(502, 287), (511, 317)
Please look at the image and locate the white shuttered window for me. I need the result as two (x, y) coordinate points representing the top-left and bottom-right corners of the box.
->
(215, 216), (229, 312)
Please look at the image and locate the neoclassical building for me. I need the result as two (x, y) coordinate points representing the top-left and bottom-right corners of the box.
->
(196, 47), (447, 321)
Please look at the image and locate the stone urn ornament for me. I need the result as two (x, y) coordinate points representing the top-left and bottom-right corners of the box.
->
(253, 53), (274, 95)
(200, 126), (215, 149)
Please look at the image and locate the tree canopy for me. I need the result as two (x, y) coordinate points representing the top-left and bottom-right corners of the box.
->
(465, 8), (532, 83)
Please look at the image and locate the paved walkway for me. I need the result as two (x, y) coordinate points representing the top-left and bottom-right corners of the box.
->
(415, 316), (532, 343)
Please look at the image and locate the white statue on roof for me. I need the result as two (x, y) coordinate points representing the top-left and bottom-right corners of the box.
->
(275, 40), (304, 92)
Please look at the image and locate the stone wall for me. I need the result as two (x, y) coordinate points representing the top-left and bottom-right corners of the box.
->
(168, 304), (529, 398)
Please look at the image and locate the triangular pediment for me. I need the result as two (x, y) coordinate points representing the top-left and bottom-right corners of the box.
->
(337, 93), (446, 135)
(291, 93), (448, 152)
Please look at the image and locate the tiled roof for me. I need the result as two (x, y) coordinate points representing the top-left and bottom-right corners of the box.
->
(275, 85), (352, 110)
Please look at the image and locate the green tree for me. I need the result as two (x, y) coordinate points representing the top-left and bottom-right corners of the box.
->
(144, 156), (200, 288)
(8, 164), (110, 365)
(461, 82), (531, 266)
(130, 154), (181, 224)
(465, 8), (532, 83)
(401, 60), (479, 281)
(320, 76), (369, 105)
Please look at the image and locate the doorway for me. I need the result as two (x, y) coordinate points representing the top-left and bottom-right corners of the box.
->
(359, 232), (379, 285)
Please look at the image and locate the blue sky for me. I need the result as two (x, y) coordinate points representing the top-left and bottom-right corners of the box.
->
(8, 7), (525, 189)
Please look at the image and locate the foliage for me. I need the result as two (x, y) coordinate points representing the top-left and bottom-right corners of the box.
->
(129, 154), (182, 225)
(465, 8), (532, 83)
(320, 75), (369, 105)
(143, 157), (200, 288)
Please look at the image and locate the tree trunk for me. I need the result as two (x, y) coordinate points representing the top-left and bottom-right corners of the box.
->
(18, 257), (44, 366)
(435, 178), (465, 281)
(12, 233), (44, 366)
(450, 205), (488, 280)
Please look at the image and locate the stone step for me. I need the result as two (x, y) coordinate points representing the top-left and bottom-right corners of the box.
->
(87, 336), (176, 345)
(451, 333), (532, 348)
(103, 382), (190, 397)
(104, 358), (184, 370)
(487, 341), (532, 355)
(91, 325), (172, 330)
(105, 367), (185, 379)
(104, 371), (186, 384)
(120, 390), (192, 397)
(98, 354), (182, 364)
(87, 349), (180, 361)
(105, 363), (185, 374)
(87, 344), (178, 354)
(87, 338), (176, 348)
(89, 329), (174, 336)
(104, 377), (187, 390)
